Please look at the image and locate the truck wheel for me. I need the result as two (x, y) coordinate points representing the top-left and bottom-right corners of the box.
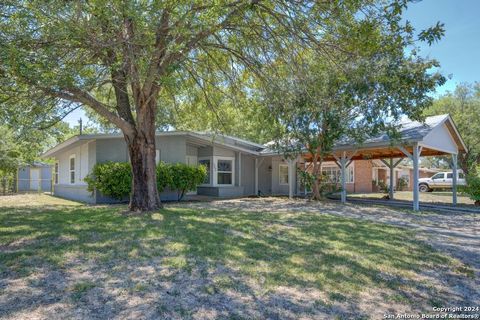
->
(419, 183), (430, 192)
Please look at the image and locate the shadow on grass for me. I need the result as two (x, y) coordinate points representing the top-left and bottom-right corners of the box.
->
(0, 204), (467, 318)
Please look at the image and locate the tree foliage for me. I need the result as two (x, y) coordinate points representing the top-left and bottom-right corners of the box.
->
(260, 17), (445, 199)
(424, 82), (480, 174)
(0, 125), (21, 174)
(463, 167), (480, 206)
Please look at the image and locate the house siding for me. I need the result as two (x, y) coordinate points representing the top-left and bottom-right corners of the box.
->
(270, 156), (297, 195)
(56, 142), (90, 185)
(55, 184), (94, 203)
(258, 157), (272, 195)
(53, 141), (95, 203)
(241, 154), (255, 196)
(96, 139), (128, 163)
(195, 145), (247, 198)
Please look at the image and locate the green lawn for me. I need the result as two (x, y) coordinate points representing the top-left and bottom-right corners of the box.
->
(0, 194), (471, 319)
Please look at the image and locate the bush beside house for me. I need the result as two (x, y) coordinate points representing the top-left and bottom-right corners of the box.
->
(86, 161), (206, 201)
(463, 167), (480, 206)
(85, 162), (131, 200)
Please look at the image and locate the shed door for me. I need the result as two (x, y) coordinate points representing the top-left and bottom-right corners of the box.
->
(30, 168), (40, 190)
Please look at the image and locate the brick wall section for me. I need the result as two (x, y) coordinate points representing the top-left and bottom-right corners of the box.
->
(353, 160), (373, 193)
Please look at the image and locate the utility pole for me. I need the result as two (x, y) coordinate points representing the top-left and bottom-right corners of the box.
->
(78, 118), (83, 135)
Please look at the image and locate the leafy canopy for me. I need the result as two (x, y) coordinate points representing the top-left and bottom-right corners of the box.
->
(0, 1), (442, 139)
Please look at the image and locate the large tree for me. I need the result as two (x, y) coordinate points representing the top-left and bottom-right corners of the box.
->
(0, 0), (443, 211)
(261, 29), (445, 199)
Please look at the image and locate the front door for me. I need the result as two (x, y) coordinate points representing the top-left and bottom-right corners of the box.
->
(30, 168), (40, 191)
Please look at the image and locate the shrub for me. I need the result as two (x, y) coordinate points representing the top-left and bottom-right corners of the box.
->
(397, 177), (408, 191)
(86, 161), (207, 202)
(297, 168), (315, 196)
(463, 169), (480, 206)
(156, 161), (171, 193)
(168, 163), (207, 201)
(85, 162), (132, 200)
(377, 180), (389, 194)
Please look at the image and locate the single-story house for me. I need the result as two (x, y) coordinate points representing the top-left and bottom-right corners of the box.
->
(17, 161), (53, 192)
(41, 114), (466, 208)
(42, 131), (274, 203)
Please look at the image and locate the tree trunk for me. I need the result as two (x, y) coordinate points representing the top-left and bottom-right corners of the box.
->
(124, 101), (161, 212)
(312, 179), (321, 200)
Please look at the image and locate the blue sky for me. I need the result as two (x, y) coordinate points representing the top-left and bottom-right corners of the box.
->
(403, 0), (480, 94)
(64, 0), (480, 127)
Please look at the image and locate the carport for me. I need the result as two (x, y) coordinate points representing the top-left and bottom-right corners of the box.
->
(297, 114), (467, 211)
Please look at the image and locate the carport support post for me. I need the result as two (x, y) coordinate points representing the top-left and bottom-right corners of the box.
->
(452, 153), (458, 206)
(287, 158), (296, 199)
(341, 152), (347, 204)
(380, 158), (403, 200)
(388, 158), (394, 200)
(413, 144), (420, 211)
(254, 158), (259, 196)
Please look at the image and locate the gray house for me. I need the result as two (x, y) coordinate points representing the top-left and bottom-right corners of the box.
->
(41, 131), (296, 203)
(17, 162), (53, 192)
(41, 114), (467, 211)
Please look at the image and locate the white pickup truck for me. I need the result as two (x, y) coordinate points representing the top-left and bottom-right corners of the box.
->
(418, 171), (466, 192)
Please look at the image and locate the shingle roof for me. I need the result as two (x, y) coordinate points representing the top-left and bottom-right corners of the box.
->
(337, 114), (450, 147)
(42, 114), (463, 158)
(261, 114), (457, 154)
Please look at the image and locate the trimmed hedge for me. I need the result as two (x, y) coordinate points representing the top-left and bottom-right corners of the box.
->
(85, 161), (207, 201)
(85, 162), (131, 200)
(168, 163), (207, 201)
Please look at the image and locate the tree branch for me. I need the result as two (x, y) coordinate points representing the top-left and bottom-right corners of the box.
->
(40, 86), (134, 135)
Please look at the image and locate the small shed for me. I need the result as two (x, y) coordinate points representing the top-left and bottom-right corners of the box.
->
(17, 161), (53, 192)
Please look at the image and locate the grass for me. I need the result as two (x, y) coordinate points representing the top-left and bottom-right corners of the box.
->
(70, 281), (96, 301)
(0, 194), (469, 318)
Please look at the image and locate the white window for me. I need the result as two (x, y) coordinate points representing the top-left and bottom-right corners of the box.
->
(54, 162), (59, 184)
(279, 164), (289, 185)
(199, 158), (211, 185)
(69, 155), (75, 184)
(216, 157), (234, 185)
(322, 165), (354, 183)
